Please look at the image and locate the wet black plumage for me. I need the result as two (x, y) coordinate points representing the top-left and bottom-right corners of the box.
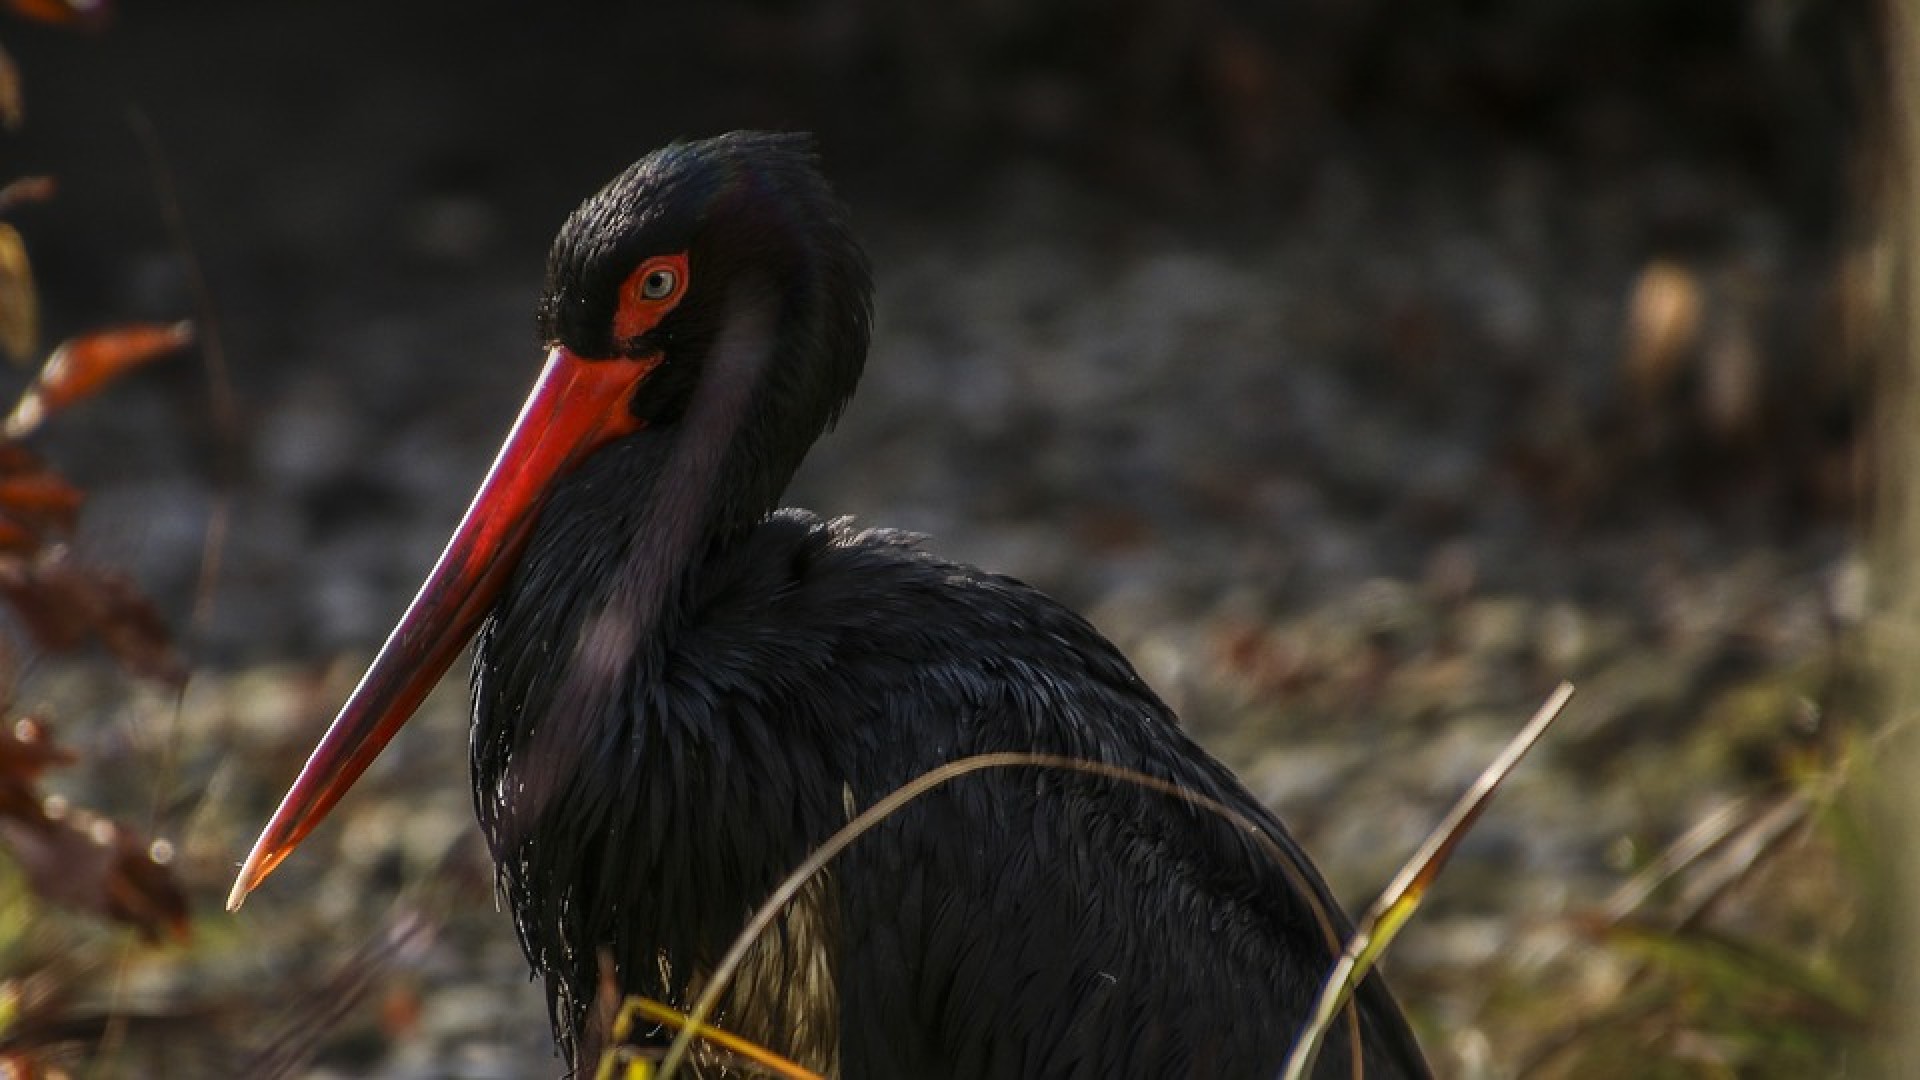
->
(465, 132), (1429, 1077)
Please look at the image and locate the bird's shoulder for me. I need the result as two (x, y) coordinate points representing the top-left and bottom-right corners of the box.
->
(681, 508), (1247, 817)
(682, 511), (1430, 1078)
(687, 508), (1150, 705)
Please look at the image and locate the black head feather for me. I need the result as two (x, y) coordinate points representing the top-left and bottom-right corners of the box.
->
(539, 133), (870, 388)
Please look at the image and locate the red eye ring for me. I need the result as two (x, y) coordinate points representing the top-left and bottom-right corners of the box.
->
(613, 252), (690, 342)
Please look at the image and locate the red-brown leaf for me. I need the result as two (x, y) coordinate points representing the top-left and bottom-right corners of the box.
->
(0, 514), (41, 555)
(0, 441), (43, 473)
(0, 714), (189, 944)
(86, 572), (186, 685)
(3, 321), (193, 438)
(0, 42), (19, 131)
(0, 716), (72, 818)
(0, 547), (186, 684)
(0, 806), (189, 943)
(0, 176), (56, 215)
(0, 443), (70, 546)
(0, 716), (75, 778)
(0, 471), (84, 534)
(2, 0), (110, 28)
(0, 552), (88, 653)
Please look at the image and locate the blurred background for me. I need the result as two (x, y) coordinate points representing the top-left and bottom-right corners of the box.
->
(0, 1), (1898, 1076)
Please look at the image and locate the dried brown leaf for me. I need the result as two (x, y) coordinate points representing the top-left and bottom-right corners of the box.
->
(86, 574), (186, 685)
(3, 322), (193, 438)
(0, 42), (19, 131)
(0, 716), (76, 779)
(0, 516), (39, 558)
(0, 1048), (64, 1079)
(0, 715), (189, 944)
(0, 808), (188, 944)
(0, 441), (43, 473)
(1623, 260), (1704, 400)
(0, 224), (36, 364)
(0, 472), (83, 536)
(1, 0), (110, 28)
(0, 547), (186, 685)
(0, 444), (71, 546)
(0, 552), (87, 653)
(0, 176), (56, 215)
(0, 717), (74, 818)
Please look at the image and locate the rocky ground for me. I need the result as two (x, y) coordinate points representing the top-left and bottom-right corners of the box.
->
(0, 2), (1881, 1076)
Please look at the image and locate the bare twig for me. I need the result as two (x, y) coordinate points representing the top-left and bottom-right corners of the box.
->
(128, 110), (238, 636)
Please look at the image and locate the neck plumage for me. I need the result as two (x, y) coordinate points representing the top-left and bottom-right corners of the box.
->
(473, 284), (783, 832)
(472, 260), (873, 1063)
(469, 283), (807, 1062)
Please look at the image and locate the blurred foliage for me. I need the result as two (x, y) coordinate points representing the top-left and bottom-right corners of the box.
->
(0, 10), (205, 1076)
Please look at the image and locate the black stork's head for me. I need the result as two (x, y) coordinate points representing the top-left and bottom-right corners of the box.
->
(229, 132), (872, 908)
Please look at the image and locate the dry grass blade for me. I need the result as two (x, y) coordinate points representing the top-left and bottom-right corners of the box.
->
(1281, 681), (1575, 1080)
(1601, 797), (1754, 920)
(657, 751), (1351, 1080)
(1599, 918), (1869, 1026)
(597, 997), (824, 1080)
(0, 997), (225, 1073)
(236, 910), (436, 1079)
(1515, 721), (1867, 1073)
(1666, 791), (1816, 932)
(1606, 739), (1846, 930)
(129, 113), (238, 634)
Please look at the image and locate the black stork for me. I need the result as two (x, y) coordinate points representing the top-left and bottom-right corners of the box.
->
(231, 131), (1431, 1079)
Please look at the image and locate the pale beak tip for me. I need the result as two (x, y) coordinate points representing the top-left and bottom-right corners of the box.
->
(227, 836), (276, 912)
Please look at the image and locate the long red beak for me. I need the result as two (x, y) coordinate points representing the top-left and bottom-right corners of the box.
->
(228, 346), (657, 910)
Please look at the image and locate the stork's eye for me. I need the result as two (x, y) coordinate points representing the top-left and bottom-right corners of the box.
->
(613, 252), (691, 342)
(640, 268), (677, 300)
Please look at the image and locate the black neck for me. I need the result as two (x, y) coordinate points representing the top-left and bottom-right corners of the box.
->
(473, 324), (781, 819)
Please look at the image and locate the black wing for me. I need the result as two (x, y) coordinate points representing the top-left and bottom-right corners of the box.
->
(672, 513), (1430, 1079)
